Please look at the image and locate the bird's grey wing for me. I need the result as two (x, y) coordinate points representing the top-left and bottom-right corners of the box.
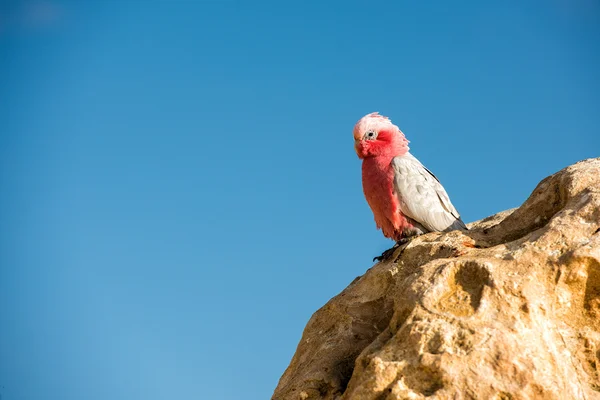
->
(392, 154), (467, 232)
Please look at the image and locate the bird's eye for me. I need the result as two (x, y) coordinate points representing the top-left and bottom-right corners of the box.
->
(365, 131), (377, 140)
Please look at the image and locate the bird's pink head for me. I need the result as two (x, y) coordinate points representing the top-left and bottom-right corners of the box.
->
(353, 112), (409, 159)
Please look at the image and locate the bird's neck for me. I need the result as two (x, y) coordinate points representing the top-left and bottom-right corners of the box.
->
(364, 148), (409, 169)
(363, 154), (393, 172)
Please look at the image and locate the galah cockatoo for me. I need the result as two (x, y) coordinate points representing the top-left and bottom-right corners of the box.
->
(353, 112), (467, 261)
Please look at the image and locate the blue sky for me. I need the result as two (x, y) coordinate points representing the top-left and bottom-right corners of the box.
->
(0, 1), (598, 399)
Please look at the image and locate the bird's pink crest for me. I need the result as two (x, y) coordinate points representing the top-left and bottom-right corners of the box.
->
(353, 112), (406, 141)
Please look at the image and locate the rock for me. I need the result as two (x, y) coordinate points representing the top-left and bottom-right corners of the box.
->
(273, 158), (600, 400)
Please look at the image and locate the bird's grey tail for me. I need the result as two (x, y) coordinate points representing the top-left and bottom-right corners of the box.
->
(453, 218), (468, 231)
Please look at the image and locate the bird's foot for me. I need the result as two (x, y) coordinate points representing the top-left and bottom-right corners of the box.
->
(396, 237), (412, 246)
(372, 236), (420, 263)
(373, 245), (399, 263)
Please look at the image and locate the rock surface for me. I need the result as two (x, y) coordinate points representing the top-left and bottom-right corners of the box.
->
(273, 158), (600, 400)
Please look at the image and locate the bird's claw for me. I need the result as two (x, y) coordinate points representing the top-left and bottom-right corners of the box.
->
(373, 244), (400, 262)
(372, 237), (415, 263)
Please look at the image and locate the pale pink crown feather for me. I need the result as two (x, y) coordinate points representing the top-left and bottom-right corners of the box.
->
(353, 112), (409, 144)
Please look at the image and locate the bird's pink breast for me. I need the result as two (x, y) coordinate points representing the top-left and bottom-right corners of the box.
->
(362, 156), (411, 241)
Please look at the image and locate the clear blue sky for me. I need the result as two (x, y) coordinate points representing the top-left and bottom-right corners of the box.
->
(1, 1), (598, 399)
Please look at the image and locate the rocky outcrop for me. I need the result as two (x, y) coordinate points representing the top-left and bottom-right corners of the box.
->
(273, 158), (600, 400)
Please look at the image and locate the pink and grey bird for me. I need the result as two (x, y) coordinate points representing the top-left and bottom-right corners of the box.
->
(353, 112), (467, 260)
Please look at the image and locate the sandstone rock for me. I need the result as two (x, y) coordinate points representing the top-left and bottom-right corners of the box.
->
(273, 158), (600, 400)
